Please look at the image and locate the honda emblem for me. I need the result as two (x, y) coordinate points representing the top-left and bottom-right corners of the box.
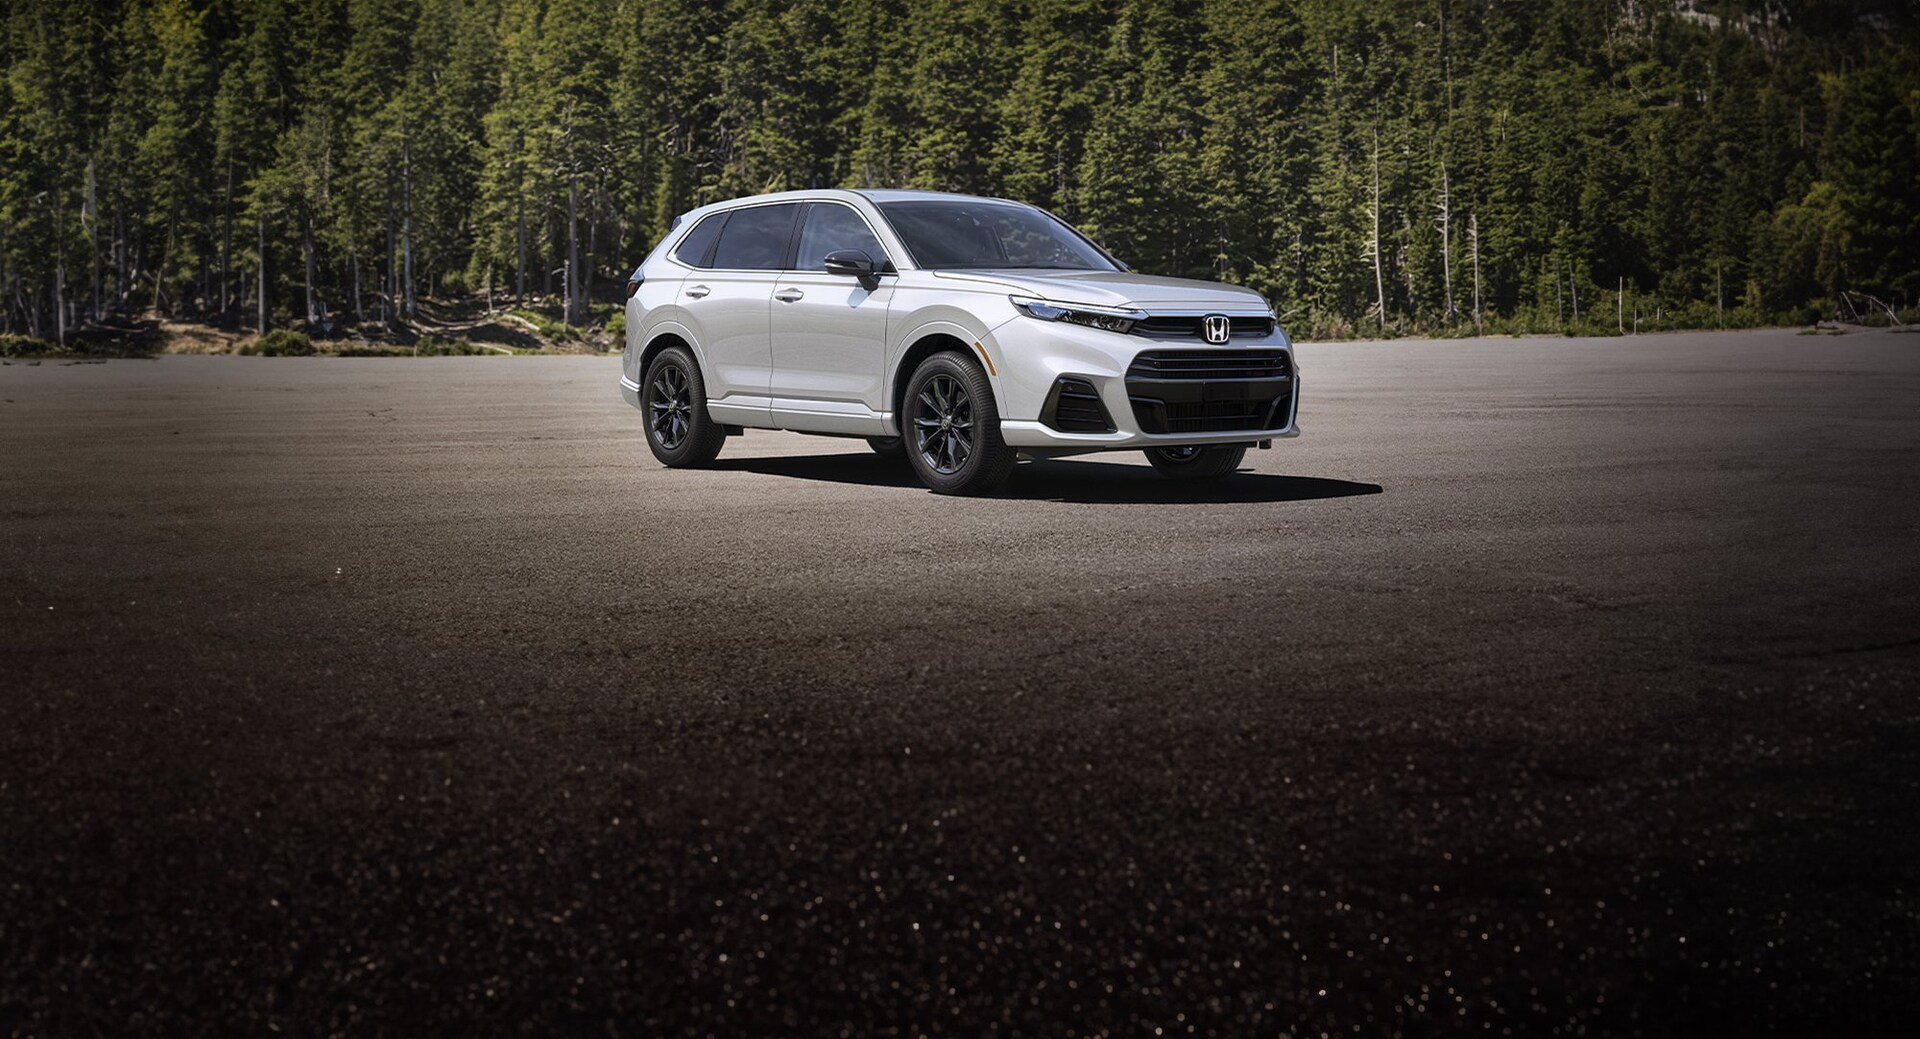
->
(1202, 314), (1231, 344)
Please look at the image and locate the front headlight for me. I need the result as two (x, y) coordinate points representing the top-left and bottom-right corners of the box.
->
(1010, 295), (1145, 334)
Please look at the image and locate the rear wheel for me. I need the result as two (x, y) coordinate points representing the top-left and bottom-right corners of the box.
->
(642, 346), (727, 467)
(902, 352), (1016, 495)
(1144, 444), (1246, 480)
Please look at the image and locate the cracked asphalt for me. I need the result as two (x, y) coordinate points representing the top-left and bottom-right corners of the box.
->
(3, 329), (1918, 1036)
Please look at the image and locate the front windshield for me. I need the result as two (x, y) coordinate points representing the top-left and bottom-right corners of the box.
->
(876, 200), (1118, 271)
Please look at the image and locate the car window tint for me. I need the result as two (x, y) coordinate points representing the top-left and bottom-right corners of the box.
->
(672, 212), (726, 268)
(709, 203), (801, 270)
(877, 201), (1114, 270)
(794, 204), (887, 271)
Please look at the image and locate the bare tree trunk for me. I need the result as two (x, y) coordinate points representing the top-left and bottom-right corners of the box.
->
(1468, 213), (1482, 332)
(514, 193), (526, 302)
(54, 204), (66, 346)
(585, 206), (598, 321)
(402, 130), (416, 319)
(1368, 129), (1386, 328)
(1435, 162), (1455, 322)
(566, 173), (581, 325)
(220, 160), (232, 313)
(485, 264), (493, 315)
(0, 215), (9, 333)
(256, 215), (267, 335)
(1570, 265), (1579, 325)
(85, 159), (101, 323)
(1555, 259), (1563, 325)
(114, 205), (127, 315)
(1617, 276), (1624, 334)
(351, 248), (363, 324)
(384, 196), (395, 325)
(302, 214), (317, 327)
(1716, 262), (1724, 327)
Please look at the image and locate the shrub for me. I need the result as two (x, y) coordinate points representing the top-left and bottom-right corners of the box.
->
(508, 307), (579, 342)
(254, 329), (315, 356)
(413, 335), (484, 356)
(0, 334), (60, 357)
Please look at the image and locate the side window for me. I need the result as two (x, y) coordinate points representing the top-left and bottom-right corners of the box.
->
(672, 212), (726, 268)
(708, 203), (802, 270)
(794, 204), (887, 271)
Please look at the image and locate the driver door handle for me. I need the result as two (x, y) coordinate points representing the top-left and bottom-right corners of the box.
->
(774, 288), (804, 303)
(684, 285), (710, 299)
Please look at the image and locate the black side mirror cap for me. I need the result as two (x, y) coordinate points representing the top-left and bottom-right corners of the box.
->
(823, 249), (876, 278)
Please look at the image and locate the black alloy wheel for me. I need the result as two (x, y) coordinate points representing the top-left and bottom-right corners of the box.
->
(901, 352), (1016, 495)
(641, 345), (727, 467)
(913, 373), (974, 476)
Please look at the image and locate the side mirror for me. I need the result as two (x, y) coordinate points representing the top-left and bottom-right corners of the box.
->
(823, 249), (877, 279)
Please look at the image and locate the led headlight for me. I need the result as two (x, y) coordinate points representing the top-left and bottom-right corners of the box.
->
(1010, 295), (1145, 334)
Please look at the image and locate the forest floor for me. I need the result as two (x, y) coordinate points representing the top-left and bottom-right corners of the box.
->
(5, 295), (623, 358)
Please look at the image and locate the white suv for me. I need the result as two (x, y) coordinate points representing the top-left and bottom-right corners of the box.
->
(620, 190), (1299, 495)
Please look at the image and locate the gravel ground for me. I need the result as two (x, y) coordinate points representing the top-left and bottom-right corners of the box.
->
(3, 330), (1918, 1036)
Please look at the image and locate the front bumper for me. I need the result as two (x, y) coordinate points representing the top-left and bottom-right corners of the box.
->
(984, 319), (1301, 450)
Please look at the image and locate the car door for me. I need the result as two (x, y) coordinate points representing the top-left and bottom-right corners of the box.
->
(675, 202), (802, 426)
(767, 201), (894, 435)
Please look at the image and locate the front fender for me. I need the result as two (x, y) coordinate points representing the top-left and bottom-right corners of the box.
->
(888, 311), (1009, 425)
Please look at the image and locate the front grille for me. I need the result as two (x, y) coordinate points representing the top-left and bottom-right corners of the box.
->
(1041, 376), (1115, 433)
(1126, 350), (1292, 380)
(1132, 315), (1273, 339)
(1125, 350), (1294, 434)
(1128, 395), (1282, 432)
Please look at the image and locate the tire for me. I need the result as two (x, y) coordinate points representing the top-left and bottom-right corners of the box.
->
(641, 345), (727, 467)
(902, 351), (1016, 495)
(866, 436), (906, 459)
(1144, 444), (1246, 480)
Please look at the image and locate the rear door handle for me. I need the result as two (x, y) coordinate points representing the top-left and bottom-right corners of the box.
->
(774, 289), (804, 303)
(684, 285), (710, 299)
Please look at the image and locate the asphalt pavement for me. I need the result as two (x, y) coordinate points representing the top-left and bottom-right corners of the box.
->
(3, 329), (1918, 1035)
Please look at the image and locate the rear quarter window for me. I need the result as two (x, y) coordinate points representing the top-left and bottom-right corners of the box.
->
(709, 203), (803, 271)
(672, 213), (727, 268)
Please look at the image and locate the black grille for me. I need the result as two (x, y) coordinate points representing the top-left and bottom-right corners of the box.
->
(1124, 350), (1294, 434)
(1131, 315), (1273, 339)
(1133, 398), (1280, 434)
(1126, 350), (1292, 380)
(1041, 376), (1115, 433)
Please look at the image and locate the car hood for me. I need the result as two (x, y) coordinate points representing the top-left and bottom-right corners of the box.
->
(929, 269), (1270, 311)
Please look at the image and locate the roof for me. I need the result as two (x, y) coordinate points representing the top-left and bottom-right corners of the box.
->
(850, 189), (1023, 205)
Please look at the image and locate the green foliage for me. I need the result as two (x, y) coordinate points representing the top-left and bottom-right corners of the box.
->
(412, 334), (483, 355)
(1, 0), (1915, 343)
(251, 329), (313, 356)
(508, 306), (580, 342)
(0, 333), (59, 357)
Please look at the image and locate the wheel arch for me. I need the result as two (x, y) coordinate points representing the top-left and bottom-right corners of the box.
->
(639, 330), (697, 386)
(889, 330), (1003, 432)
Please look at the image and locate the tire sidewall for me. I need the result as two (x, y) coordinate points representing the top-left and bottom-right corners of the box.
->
(1145, 444), (1246, 480)
(902, 352), (1011, 494)
(642, 345), (719, 467)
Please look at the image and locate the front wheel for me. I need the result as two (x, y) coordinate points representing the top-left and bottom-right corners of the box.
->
(642, 346), (727, 467)
(902, 352), (1016, 495)
(1144, 444), (1246, 480)
(865, 436), (906, 460)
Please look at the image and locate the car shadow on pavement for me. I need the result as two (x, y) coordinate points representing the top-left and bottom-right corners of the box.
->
(711, 452), (1383, 505)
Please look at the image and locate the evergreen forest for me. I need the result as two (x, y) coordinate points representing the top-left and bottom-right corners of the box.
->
(2, 0), (1916, 346)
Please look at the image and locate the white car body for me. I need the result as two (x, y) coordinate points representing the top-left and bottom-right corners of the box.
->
(620, 189), (1299, 490)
